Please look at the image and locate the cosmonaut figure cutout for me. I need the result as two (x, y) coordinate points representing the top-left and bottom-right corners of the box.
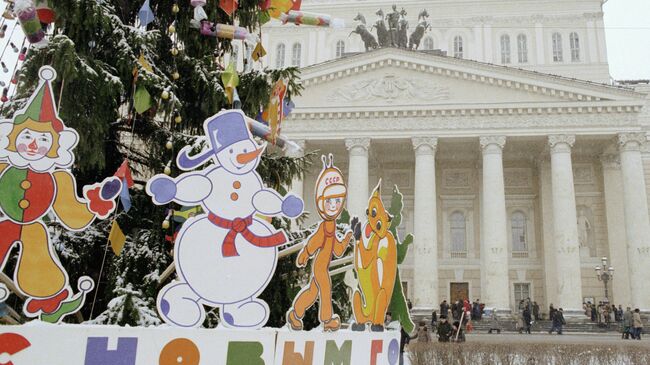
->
(147, 109), (303, 329)
(350, 181), (398, 332)
(286, 154), (353, 332)
(0, 66), (121, 323)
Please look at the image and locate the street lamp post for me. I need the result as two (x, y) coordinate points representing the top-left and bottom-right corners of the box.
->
(595, 256), (614, 302)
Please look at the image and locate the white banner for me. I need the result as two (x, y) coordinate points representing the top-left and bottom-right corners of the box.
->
(0, 325), (400, 365)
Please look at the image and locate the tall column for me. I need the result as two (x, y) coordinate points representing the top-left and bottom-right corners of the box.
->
(412, 137), (438, 313)
(539, 158), (558, 308)
(601, 154), (631, 306)
(548, 135), (583, 313)
(286, 140), (305, 231)
(345, 138), (370, 219)
(479, 136), (510, 312)
(618, 133), (650, 309)
(287, 140), (306, 200)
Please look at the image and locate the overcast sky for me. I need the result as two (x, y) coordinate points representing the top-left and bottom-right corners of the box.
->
(0, 0), (647, 95)
(603, 0), (650, 80)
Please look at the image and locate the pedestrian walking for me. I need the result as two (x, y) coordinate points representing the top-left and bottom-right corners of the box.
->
(632, 308), (643, 340)
(416, 321), (431, 343)
(431, 310), (438, 328)
(523, 306), (532, 334)
(532, 301), (540, 321)
(437, 316), (452, 342)
(549, 308), (565, 334)
(622, 307), (633, 339)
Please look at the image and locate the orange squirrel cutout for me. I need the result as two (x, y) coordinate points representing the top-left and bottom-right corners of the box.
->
(286, 154), (352, 332)
(350, 181), (397, 332)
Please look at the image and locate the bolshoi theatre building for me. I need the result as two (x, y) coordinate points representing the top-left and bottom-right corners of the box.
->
(258, 0), (650, 316)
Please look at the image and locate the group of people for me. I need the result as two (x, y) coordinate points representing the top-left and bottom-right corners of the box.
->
(583, 301), (644, 339)
(515, 298), (541, 334)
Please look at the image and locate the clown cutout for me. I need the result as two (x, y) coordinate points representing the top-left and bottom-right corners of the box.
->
(286, 154), (353, 332)
(0, 66), (121, 323)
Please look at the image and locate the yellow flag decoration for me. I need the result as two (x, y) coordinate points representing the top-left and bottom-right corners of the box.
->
(252, 42), (267, 61)
(138, 53), (153, 73)
(108, 220), (126, 256)
(221, 61), (239, 104)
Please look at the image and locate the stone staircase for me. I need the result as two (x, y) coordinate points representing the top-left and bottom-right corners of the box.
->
(413, 314), (646, 334)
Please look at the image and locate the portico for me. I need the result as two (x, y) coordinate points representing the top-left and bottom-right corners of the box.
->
(283, 48), (649, 314)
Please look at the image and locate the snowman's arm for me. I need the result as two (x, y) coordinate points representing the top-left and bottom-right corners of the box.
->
(172, 173), (213, 204)
(252, 189), (284, 216)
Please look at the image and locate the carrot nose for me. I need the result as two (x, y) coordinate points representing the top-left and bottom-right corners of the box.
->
(236, 147), (262, 164)
(28, 138), (38, 150)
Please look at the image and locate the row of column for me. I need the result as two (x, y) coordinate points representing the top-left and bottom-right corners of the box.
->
(291, 134), (650, 312)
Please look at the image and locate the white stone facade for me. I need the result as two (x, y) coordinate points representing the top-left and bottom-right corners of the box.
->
(260, 0), (650, 314)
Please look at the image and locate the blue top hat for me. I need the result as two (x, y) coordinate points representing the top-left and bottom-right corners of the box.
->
(176, 110), (253, 170)
(205, 110), (252, 154)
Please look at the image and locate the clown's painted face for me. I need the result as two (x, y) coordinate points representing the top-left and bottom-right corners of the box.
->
(324, 196), (344, 217)
(16, 128), (53, 161)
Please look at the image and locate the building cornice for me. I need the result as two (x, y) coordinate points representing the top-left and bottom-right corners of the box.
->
(297, 48), (645, 103)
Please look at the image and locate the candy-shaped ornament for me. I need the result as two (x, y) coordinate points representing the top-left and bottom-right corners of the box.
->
(35, 0), (56, 24)
(14, 0), (46, 45)
(279, 10), (344, 28)
(199, 22), (258, 44)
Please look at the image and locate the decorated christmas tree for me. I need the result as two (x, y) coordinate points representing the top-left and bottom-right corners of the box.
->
(1, 0), (309, 326)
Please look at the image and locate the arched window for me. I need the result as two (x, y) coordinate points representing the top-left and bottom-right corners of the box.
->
(291, 43), (301, 67)
(423, 37), (434, 50)
(517, 34), (528, 63)
(569, 32), (580, 62)
(275, 43), (285, 68)
(453, 36), (464, 58)
(511, 211), (527, 252)
(552, 32), (563, 62)
(500, 34), (511, 64)
(450, 211), (466, 253)
(335, 40), (345, 58)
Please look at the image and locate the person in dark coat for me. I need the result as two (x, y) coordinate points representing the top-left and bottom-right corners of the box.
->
(440, 300), (449, 319)
(549, 308), (565, 334)
(549, 304), (557, 321)
(437, 316), (453, 342)
(532, 301), (540, 321)
(399, 326), (410, 365)
(431, 310), (438, 328)
(523, 307), (532, 334)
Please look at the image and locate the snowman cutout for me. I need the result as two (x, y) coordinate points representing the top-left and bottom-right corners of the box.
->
(147, 109), (303, 328)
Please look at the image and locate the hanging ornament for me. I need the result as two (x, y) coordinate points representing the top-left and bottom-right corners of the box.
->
(279, 10), (344, 28)
(0, 24), (7, 38)
(172, 71), (180, 80)
(1, 88), (8, 102)
(10, 42), (18, 53)
(35, 0), (56, 24)
(161, 90), (170, 100)
(219, 0), (238, 16)
(174, 114), (182, 124)
(164, 165), (172, 175)
(168, 23), (176, 34)
(1, 62), (8, 73)
(162, 219), (171, 229)
(11, 70), (20, 84)
(14, 0), (46, 44)
(172, 3), (180, 14)
(170, 47), (179, 56)
(190, 0), (206, 7)
(165, 140), (173, 150)
(198, 22), (258, 44)
(18, 47), (28, 61)
(138, 0), (155, 28)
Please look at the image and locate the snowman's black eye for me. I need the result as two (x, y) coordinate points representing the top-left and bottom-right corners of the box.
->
(229, 148), (233, 154)
(243, 148), (248, 153)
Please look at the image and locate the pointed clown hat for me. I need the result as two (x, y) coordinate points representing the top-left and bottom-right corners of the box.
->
(13, 66), (64, 132)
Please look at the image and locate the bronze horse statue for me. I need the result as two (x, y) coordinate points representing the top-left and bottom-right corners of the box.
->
(371, 9), (390, 48)
(409, 9), (431, 50)
(351, 13), (378, 50)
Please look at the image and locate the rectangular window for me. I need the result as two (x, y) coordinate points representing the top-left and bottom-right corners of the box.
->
(514, 283), (530, 305)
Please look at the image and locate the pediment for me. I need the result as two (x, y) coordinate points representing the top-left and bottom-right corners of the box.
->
(294, 48), (644, 114)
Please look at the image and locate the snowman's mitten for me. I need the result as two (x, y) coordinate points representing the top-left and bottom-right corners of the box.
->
(281, 195), (303, 218)
(148, 176), (177, 205)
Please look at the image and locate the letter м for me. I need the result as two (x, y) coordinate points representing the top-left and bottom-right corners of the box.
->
(323, 340), (351, 365)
